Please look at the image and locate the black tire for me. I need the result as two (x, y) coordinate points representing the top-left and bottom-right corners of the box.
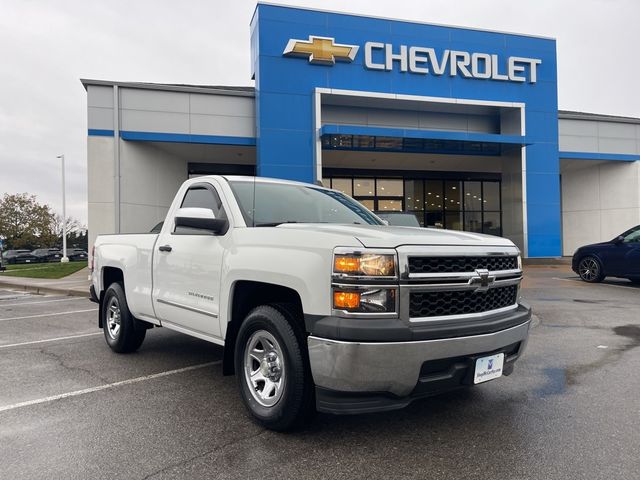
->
(629, 278), (640, 285)
(102, 282), (146, 353)
(577, 256), (605, 283)
(234, 304), (314, 431)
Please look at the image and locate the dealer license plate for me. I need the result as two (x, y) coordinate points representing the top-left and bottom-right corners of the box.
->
(474, 353), (504, 384)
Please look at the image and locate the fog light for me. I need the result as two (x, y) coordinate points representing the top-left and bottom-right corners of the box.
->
(333, 288), (396, 313)
(334, 291), (361, 309)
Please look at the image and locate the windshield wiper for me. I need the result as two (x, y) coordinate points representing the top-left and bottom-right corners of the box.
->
(255, 221), (299, 227)
(255, 221), (334, 227)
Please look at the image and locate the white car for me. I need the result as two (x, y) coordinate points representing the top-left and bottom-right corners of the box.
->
(90, 176), (531, 431)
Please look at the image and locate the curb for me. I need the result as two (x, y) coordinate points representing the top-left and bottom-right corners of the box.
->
(523, 258), (572, 266)
(0, 280), (90, 298)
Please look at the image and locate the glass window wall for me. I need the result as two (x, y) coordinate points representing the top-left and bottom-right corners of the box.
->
(328, 176), (502, 236)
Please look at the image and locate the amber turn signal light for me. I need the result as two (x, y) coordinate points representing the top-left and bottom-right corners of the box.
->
(334, 256), (360, 273)
(333, 291), (361, 310)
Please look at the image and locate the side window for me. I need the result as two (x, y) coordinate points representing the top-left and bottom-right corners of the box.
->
(623, 227), (640, 243)
(175, 185), (227, 234)
(180, 186), (227, 219)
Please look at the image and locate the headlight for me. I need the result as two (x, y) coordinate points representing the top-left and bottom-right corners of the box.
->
(517, 254), (522, 270)
(333, 250), (397, 277)
(333, 287), (396, 313)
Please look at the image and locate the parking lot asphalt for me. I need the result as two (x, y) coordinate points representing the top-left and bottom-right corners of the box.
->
(0, 267), (639, 480)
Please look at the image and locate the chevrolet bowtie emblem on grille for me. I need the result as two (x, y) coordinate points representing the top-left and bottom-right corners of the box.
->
(470, 268), (495, 292)
(283, 36), (359, 65)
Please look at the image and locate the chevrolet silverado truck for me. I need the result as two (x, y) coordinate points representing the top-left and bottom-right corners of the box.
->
(90, 176), (531, 431)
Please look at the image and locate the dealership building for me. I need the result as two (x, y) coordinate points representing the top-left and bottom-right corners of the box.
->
(82, 3), (640, 257)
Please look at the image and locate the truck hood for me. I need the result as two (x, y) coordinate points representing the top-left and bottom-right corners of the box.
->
(278, 224), (516, 248)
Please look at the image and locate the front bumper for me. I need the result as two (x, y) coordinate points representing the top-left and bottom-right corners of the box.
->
(308, 308), (531, 414)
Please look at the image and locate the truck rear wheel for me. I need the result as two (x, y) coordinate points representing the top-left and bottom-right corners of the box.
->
(235, 305), (314, 431)
(102, 283), (146, 353)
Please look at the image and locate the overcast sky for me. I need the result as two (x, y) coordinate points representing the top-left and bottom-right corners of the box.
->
(1, 0), (638, 225)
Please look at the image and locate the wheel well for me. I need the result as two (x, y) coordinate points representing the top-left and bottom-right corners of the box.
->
(99, 267), (124, 328)
(103, 267), (124, 289)
(223, 281), (304, 376)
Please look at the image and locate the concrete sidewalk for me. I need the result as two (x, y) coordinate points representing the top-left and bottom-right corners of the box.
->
(0, 267), (91, 297)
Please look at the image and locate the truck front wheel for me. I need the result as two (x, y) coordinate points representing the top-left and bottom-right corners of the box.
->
(235, 305), (314, 431)
(102, 283), (146, 353)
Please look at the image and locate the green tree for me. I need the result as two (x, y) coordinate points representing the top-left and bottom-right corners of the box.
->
(0, 193), (57, 249)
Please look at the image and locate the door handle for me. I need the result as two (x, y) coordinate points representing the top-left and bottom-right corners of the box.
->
(158, 245), (172, 252)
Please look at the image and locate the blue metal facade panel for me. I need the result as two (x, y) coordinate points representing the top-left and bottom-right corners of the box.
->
(560, 151), (640, 162)
(252, 4), (560, 256)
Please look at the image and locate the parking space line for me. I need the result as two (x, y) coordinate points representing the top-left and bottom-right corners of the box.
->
(0, 308), (97, 322)
(0, 297), (88, 307)
(552, 277), (636, 289)
(0, 361), (220, 414)
(0, 332), (103, 349)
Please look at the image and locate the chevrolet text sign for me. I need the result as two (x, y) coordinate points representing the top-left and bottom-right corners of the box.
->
(364, 42), (541, 83)
(283, 36), (542, 84)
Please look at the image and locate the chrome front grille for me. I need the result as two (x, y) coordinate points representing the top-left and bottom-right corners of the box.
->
(397, 245), (522, 323)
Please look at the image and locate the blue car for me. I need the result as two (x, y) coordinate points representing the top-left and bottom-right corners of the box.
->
(572, 225), (640, 284)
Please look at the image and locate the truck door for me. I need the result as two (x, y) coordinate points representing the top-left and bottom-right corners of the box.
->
(152, 182), (229, 339)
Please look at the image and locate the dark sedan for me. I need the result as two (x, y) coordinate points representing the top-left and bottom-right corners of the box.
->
(2, 249), (39, 265)
(66, 248), (88, 261)
(32, 248), (63, 263)
(572, 225), (640, 284)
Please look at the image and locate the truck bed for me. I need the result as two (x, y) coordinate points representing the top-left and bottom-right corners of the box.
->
(93, 233), (159, 323)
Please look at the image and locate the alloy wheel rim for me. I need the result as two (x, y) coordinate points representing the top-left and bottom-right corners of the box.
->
(106, 297), (121, 339)
(243, 330), (285, 407)
(579, 258), (599, 281)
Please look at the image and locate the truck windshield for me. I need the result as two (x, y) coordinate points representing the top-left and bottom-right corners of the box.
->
(229, 180), (382, 227)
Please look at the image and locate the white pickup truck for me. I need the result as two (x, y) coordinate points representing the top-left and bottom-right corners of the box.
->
(90, 176), (531, 431)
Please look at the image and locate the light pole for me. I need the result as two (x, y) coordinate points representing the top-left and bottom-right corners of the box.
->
(56, 154), (69, 263)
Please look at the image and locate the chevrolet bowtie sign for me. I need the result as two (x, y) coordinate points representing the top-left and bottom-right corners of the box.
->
(283, 37), (542, 83)
(283, 36), (359, 65)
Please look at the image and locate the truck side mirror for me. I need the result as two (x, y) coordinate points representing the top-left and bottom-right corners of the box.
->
(174, 208), (229, 235)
